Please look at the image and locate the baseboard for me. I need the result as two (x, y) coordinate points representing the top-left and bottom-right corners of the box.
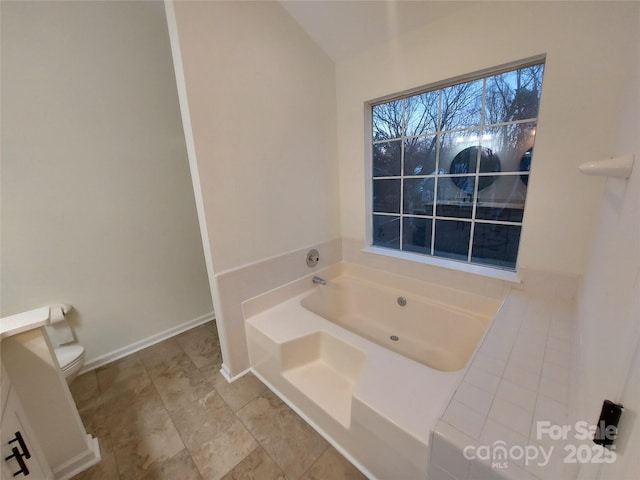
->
(80, 311), (215, 373)
(53, 434), (101, 480)
(219, 362), (250, 383)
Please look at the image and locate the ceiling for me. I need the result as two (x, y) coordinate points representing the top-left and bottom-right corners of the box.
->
(279, 1), (473, 63)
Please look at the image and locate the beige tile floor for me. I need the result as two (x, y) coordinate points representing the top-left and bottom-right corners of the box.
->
(71, 321), (367, 480)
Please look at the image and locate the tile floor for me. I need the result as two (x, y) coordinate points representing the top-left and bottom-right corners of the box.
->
(71, 321), (366, 480)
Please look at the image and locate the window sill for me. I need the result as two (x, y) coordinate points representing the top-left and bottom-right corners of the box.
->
(361, 246), (522, 283)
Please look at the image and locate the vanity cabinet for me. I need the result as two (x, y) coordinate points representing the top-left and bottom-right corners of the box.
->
(1, 308), (100, 479)
(2, 382), (53, 479)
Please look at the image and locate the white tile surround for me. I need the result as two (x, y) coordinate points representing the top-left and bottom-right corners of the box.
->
(429, 271), (585, 480)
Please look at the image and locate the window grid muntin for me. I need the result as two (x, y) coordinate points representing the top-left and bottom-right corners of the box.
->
(372, 116), (539, 146)
(400, 99), (407, 251)
(371, 62), (543, 270)
(430, 89), (442, 254)
(465, 78), (485, 261)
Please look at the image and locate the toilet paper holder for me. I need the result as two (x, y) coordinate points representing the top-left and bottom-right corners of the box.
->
(47, 304), (76, 345)
(49, 304), (73, 324)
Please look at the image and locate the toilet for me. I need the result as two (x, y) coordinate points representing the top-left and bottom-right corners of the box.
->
(54, 344), (86, 384)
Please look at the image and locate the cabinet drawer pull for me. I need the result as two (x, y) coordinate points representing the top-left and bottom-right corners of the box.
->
(5, 446), (30, 476)
(8, 432), (30, 460)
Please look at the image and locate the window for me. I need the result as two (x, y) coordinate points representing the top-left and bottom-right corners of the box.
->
(369, 59), (544, 271)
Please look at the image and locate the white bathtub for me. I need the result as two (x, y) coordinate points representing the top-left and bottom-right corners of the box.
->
(301, 274), (493, 372)
(244, 262), (501, 479)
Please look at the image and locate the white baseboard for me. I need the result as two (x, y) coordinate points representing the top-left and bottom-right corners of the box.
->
(80, 311), (215, 374)
(52, 434), (101, 480)
(219, 362), (250, 383)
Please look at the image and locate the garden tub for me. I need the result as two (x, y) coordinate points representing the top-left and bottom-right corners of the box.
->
(243, 262), (501, 479)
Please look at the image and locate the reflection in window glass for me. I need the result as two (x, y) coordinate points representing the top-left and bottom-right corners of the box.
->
(370, 59), (545, 271)
(373, 215), (400, 248)
(439, 131), (480, 173)
(404, 135), (437, 176)
(404, 177), (435, 215)
(472, 223), (522, 267)
(373, 141), (402, 177)
(481, 123), (536, 172)
(403, 217), (432, 254)
(476, 174), (527, 222)
(373, 179), (401, 213)
(434, 219), (471, 261)
(449, 146), (500, 193)
(436, 177), (474, 218)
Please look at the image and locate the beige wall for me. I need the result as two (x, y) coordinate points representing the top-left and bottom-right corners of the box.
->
(336, 1), (635, 276)
(1, 1), (213, 363)
(170, 1), (340, 375)
(172, 0), (340, 275)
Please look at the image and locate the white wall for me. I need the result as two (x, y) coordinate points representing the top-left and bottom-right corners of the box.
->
(336, 1), (635, 277)
(1, 1), (213, 363)
(573, 4), (640, 476)
(170, 0), (339, 375)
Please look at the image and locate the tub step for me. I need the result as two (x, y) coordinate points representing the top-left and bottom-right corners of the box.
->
(283, 359), (355, 428)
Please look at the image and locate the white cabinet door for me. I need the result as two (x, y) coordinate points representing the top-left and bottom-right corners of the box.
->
(1, 388), (52, 479)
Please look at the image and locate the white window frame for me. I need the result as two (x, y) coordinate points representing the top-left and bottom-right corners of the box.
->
(363, 55), (546, 282)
